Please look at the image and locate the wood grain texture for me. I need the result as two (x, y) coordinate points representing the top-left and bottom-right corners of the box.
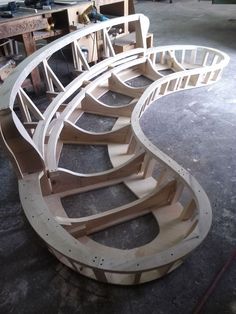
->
(0, 14), (230, 285)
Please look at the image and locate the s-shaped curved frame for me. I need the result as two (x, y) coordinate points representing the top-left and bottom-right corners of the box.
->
(0, 14), (229, 285)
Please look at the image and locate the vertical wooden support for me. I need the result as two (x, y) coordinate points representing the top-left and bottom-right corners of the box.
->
(171, 181), (184, 204)
(17, 92), (32, 123)
(127, 135), (137, 154)
(211, 54), (219, 66)
(190, 74), (201, 86)
(133, 272), (142, 284)
(168, 78), (178, 91)
(181, 75), (190, 88)
(160, 82), (169, 95)
(150, 52), (156, 64)
(141, 154), (156, 178)
(93, 269), (108, 283)
(73, 41), (90, 71)
(160, 51), (166, 65)
(42, 60), (65, 93)
(18, 88), (45, 121)
(176, 77), (182, 90)
(203, 71), (212, 84)
(181, 50), (185, 64)
(174, 78), (181, 90)
(42, 59), (54, 91)
(179, 199), (196, 221)
(103, 28), (115, 58)
(202, 51), (209, 66)
(190, 49), (197, 65)
(134, 14), (149, 50)
(40, 172), (52, 196)
(152, 86), (160, 100)
(22, 32), (42, 94)
(156, 168), (169, 188)
(72, 40), (81, 71)
(212, 69), (222, 81)
(149, 90), (155, 102)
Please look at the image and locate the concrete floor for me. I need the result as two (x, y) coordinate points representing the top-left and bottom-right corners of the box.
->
(1, 0), (236, 313)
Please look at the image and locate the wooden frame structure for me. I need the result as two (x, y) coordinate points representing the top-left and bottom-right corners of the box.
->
(0, 14), (229, 285)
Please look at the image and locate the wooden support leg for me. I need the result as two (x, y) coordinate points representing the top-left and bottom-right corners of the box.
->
(22, 32), (42, 94)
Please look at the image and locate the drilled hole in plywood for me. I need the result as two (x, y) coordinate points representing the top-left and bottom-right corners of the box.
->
(59, 144), (112, 173)
(91, 213), (159, 250)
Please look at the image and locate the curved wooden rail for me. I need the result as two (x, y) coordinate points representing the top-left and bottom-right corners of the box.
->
(0, 14), (229, 285)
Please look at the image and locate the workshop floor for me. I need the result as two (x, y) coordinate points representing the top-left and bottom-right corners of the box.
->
(0, 0), (236, 313)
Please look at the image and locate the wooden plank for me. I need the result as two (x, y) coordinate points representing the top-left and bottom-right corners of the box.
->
(22, 32), (42, 94)
(0, 16), (48, 39)
(56, 180), (177, 236)
(60, 120), (132, 144)
(50, 152), (145, 194)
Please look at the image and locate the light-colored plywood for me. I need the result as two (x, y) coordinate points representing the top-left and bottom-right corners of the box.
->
(0, 14), (229, 285)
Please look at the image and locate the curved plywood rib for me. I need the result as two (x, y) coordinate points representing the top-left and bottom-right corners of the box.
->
(0, 14), (230, 285)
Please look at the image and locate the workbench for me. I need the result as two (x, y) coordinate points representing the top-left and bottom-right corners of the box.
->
(0, 3), (91, 93)
(0, 0), (134, 93)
